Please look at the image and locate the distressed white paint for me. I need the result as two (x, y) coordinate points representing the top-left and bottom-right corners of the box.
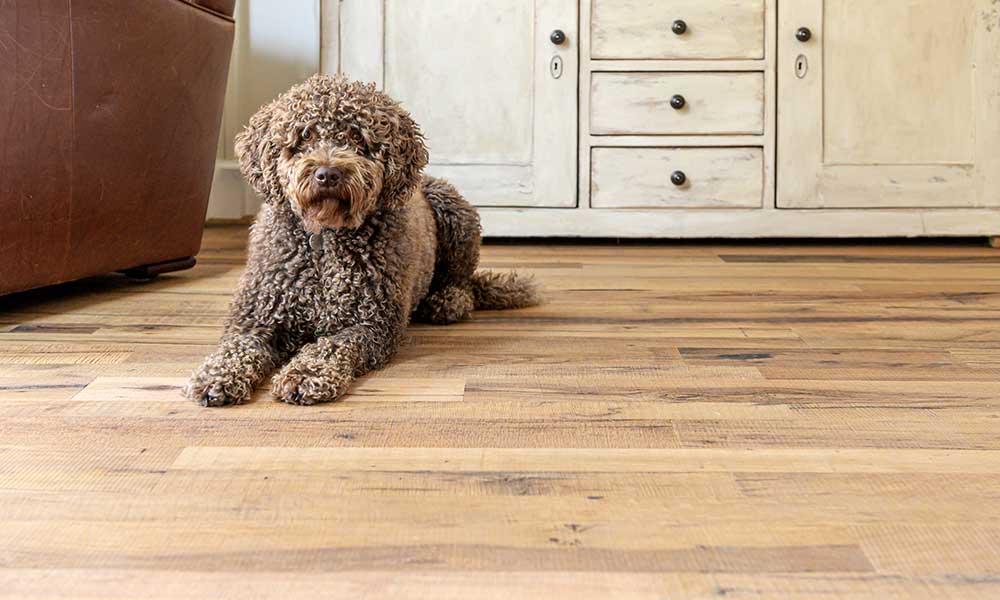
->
(320, 0), (339, 75)
(339, 0), (578, 208)
(385, 1), (534, 164)
(208, 0), (1000, 238)
(590, 72), (765, 135)
(339, 0), (383, 85)
(591, 0), (766, 60)
(591, 147), (763, 209)
(778, 0), (1000, 209)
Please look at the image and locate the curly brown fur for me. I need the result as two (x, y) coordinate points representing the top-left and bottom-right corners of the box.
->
(471, 271), (540, 311)
(184, 75), (540, 407)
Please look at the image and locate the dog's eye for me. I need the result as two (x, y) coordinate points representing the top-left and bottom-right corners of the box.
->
(282, 128), (310, 154)
(347, 129), (367, 151)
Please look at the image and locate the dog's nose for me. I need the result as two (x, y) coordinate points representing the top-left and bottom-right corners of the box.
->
(314, 166), (341, 187)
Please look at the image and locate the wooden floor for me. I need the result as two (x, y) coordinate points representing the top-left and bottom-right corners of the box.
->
(2, 226), (1000, 598)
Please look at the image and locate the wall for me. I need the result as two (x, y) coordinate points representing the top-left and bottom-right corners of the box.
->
(207, 0), (337, 219)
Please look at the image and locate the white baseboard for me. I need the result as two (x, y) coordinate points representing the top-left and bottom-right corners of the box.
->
(207, 160), (261, 221)
(478, 207), (1000, 238)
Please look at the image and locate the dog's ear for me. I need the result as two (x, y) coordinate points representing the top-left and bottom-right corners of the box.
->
(376, 102), (429, 209)
(234, 100), (284, 202)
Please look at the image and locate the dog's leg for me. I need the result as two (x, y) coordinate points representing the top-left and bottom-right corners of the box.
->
(184, 330), (279, 407)
(271, 324), (402, 405)
(414, 285), (474, 324)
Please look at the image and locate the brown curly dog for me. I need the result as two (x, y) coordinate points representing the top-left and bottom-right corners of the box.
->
(184, 75), (539, 407)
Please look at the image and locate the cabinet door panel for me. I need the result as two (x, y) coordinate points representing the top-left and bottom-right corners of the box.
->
(778, 0), (1000, 208)
(340, 0), (578, 208)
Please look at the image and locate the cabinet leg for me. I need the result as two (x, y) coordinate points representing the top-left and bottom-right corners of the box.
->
(990, 237), (1000, 249)
(119, 256), (197, 282)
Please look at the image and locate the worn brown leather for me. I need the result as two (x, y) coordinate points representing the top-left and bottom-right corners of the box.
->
(183, 0), (236, 18)
(0, 0), (234, 296)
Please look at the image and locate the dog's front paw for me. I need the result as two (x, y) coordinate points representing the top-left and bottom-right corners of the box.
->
(271, 363), (353, 406)
(183, 372), (252, 408)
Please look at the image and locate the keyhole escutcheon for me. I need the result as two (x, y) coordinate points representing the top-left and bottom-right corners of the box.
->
(795, 54), (809, 79)
(550, 55), (563, 79)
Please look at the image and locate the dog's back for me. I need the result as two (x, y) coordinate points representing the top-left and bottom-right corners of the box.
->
(413, 175), (539, 323)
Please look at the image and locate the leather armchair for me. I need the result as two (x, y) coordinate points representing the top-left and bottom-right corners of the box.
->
(0, 0), (235, 295)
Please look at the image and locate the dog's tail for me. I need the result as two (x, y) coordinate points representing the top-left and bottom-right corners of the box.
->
(470, 271), (541, 311)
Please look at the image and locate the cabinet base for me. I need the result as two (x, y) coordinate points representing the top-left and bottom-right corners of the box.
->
(479, 207), (1000, 239)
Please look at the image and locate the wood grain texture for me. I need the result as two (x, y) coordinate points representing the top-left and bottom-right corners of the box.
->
(574, 0), (779, 241)
(777, 0), (1000, 209)
(591, 0), (766, 60)
(591, 147), (763, 208)
(2, 225), (1000, 597)
(590, 72), (765, 136)
(341, 0), (579, 208)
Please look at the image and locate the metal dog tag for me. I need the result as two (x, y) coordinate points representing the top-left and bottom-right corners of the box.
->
(309, 233), (323, 251)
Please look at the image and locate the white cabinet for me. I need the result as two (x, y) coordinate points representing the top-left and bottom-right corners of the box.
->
(316, 0), (1000, 237)
(338, 0), (578, 208)
(590, 72), (765, 136)
(777, 0), (1000, 210)
(591, 147), (764, 209)
(591, 0), (765, 60)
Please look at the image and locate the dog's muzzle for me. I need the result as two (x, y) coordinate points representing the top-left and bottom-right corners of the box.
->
(313, 166), (342, 189)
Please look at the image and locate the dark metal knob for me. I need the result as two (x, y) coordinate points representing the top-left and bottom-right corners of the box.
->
(550, 29), (566, 45)
(796, 27), (812, 42)
(672, 20), (687, 35)
(671, 171), (687, 186)
(670, 94), (686, 110)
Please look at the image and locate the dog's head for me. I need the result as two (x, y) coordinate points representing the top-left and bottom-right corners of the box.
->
(235, 75), (428, 233)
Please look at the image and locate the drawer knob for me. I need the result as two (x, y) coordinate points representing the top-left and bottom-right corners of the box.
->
(671, 171), (687, 186)
(550, 29), (566, 45)
(670, 94), (686, 110)
(671, 20), (687, 35)
(796, 27), (812, 42)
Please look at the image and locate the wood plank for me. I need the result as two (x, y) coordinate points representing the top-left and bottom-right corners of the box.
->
(591, 0), (765, 60)
(591, 147), (763, 209)
(0, 417), (683, 448)
(0, 376), (91, 401)
(2, 226), (1000, 593)
(679, 347), (1000, 381)
(3, 489), (997, 527)
(590, 72), (765, 136)
(170, 447), (1000, 474)
(3, 571), (998, 600)
(70, 376), (466, 404)
(0, 520), (873, 572)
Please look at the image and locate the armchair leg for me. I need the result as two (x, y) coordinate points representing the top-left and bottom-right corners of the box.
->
(119, 257), (197, 282)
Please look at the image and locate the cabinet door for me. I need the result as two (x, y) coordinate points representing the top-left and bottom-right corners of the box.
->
(340, 0), (578, 208)
(778, 0), (1000, 208)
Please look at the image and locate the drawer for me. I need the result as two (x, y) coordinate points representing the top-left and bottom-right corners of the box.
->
(591, 72), (764, 135)
(590, 147), (763, 209)
(591, 0), (765, 60)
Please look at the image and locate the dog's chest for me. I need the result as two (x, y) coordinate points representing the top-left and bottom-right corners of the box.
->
(251, 204), (427, 338)
(304, 248), (380, 328)
(293, 231), (411, 334)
